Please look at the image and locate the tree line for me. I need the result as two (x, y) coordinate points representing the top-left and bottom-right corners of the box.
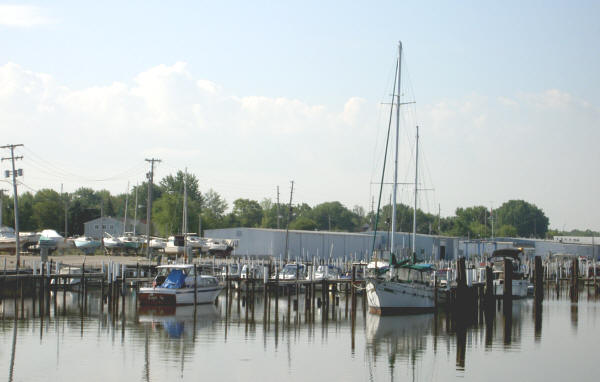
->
(0, 170), (580, 240)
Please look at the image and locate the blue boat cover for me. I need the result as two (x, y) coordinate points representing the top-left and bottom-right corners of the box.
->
(160, 269), (186, 289)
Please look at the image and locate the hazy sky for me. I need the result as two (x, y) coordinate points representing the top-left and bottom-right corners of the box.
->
(0, 1), (598, 231)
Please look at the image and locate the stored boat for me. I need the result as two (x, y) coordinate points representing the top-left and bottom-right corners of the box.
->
(118, 232), (144, 251)
(103, 233), (123, 249)
(164, 235), (185, 256)
(74, 236), (101, 252)
(38, 229), (70, 250)
(138, 264), (223, 306)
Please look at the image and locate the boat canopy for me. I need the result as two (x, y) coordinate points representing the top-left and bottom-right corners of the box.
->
(160, 269), (187, 289)
(491, 248), (523, 259)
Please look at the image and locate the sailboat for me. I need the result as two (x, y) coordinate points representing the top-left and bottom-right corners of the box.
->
(366, 41), (436, 315)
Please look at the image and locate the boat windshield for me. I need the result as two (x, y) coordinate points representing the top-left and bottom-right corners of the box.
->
(160, 269), (187, 288)
(282, 265), (304, 275)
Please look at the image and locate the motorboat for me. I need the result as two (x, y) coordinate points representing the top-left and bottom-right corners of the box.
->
(74, 236), (101, 253)
(314, 264), (342, 280)
(205, 238), (235, 256)
(491, 248), (529, 298)
(277, 263), (307, 280)
(0, 226), (17, 250)
(149, 237), (167, 250)
(50, 266), (82, 287)
(138, 264), (223, 305)
(240, 263), (264, 279)
(0, 227), (40, 252)
(185, 234), (209, 252)
(38, 229), (69, 250)
(164, 235), (185, 256)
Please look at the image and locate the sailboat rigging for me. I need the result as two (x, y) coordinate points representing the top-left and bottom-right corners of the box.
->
(366, 41), (436, 315)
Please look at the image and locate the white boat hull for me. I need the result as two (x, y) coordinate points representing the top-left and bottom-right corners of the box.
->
(366, 279), (436, 315)
(138, 285), (223, 305)
(493, 279), (529, 298)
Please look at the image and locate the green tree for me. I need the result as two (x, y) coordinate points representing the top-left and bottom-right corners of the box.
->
(32, 189), (63, 231)
(495, 200), (549, 238)
(232, 198), (263, 227)
(152, 193), (181, 236)
(497, 224), (518, 237)
(309, 201), (358, 231)
(159, 171), (203, 202)
(2, 192), (36, 231)
(201, 189), (227, 229)
(259, 198), (280, 228)
(290, 216), (318, 230)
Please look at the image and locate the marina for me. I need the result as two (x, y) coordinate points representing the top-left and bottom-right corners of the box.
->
(0, 259), (598, 381)
(0, 3), (598, 381)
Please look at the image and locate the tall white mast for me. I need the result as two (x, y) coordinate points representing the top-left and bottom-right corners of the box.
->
(391, 41), (402, 257)
(412, 125), (419, 256)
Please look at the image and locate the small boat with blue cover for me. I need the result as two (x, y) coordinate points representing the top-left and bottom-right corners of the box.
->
(138, 264), (223, 306)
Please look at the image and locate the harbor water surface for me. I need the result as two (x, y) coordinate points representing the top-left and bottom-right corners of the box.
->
(1, 288), (598, 381)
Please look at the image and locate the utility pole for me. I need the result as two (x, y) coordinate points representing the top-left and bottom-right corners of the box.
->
(283, 181), (294, 262)
(123, 182), (130, 234)
(145, 158), (161, 259)
(1, 144), (23, 269)
(0, 189), (7, 227)
(276, 186), (280, 229)
(61, 183), (69, 237)
(490, 203), (495, 240)
(64, 187), (68, 237)
(438, 204), (441, 234)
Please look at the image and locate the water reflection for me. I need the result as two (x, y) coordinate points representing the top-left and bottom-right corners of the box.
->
(138, 305), (219, 339)
(1, 287), (599, 381)
(366, 313), (433, 381)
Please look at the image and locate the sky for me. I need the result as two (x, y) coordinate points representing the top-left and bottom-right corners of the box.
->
(0, 1), (598, 231)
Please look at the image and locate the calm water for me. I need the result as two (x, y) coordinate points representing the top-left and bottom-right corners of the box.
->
(0, 287), (599, 382)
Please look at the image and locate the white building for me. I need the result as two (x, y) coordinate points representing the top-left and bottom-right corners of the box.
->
(204, 227), (458, 260)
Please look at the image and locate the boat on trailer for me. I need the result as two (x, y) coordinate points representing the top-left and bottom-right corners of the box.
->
(138, 264), (223, 306)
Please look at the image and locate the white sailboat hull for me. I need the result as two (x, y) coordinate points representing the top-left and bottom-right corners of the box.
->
(366, 279), (436, 315)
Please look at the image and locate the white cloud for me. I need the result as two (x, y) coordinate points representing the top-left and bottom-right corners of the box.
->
(0, 62), (376, 212)
(0, 62), (597, 230)
(0, 5), (55, 27)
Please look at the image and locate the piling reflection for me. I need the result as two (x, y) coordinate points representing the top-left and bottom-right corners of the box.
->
(1, 284), (598, 382)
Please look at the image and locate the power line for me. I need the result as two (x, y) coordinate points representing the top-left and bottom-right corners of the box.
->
(1, 144), (24, 268)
